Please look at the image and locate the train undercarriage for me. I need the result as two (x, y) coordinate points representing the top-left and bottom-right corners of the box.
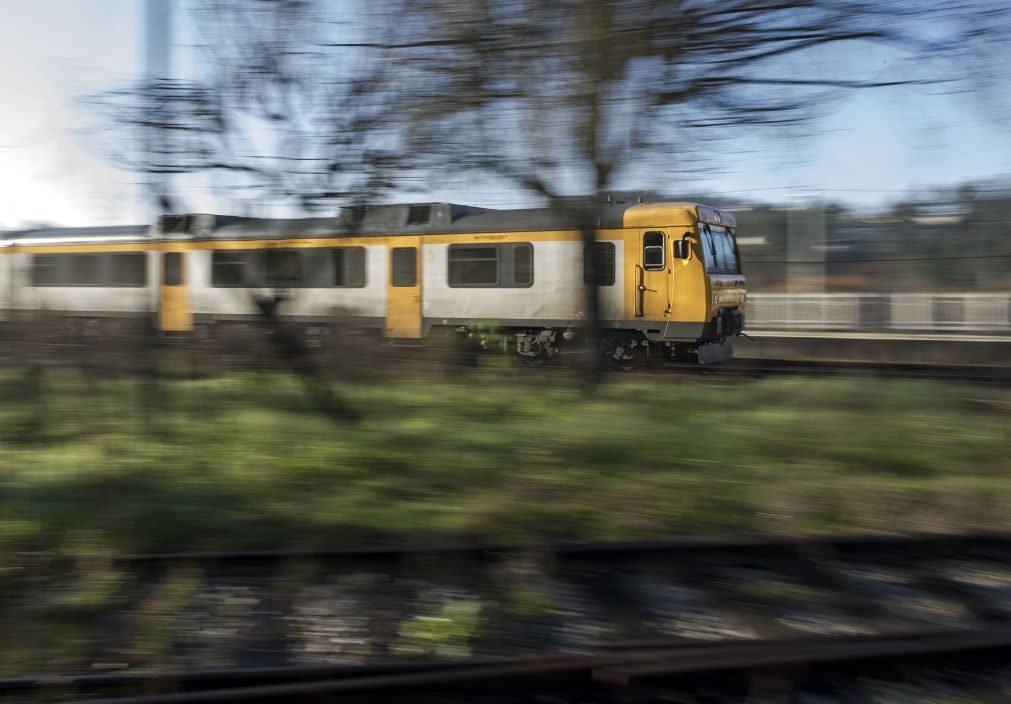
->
(0, 309), (742, 370)
(486, 325), (738, 369)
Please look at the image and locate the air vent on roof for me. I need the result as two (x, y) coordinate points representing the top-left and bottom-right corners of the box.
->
(406, 205), (432, 226)
(349, 206), (367, 225)
(159, 215), (189, 234)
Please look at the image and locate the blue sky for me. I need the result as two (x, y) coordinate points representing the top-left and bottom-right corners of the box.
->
(0, 0), (142, 228)
(0, 0), (1009, 228)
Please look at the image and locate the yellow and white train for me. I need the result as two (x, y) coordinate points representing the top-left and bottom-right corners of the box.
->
(0, 201), (746, 364)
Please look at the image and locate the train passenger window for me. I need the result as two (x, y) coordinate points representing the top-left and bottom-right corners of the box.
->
(211, 250), (251, 287)
(298, 249), (328, 287)
(447, 243), (533, 287)
(513, 244), (533, 286)
(111, 253), (148, 287)
(69, 254), (100, 285)
(643, 231), (665, 271)
(163, 253), (183, 286)
(584, 242), (615, 286)
(333, 247), (367, 287)
(391, 247), (417, 287)
(449, 245), (498, 286)
(31, 253), (148, 287)
(264, 249), (303, 287)
(30, 254), (65, 286)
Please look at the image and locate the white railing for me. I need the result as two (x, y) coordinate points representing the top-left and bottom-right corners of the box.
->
(747, 293), (1011, 332)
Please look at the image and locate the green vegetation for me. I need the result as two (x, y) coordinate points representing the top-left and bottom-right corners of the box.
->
(0, 367), (1010, 676)
(1, 368), (1010, 557)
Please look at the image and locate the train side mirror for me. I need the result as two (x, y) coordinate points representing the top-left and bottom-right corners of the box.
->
(673, 238), (690, 259)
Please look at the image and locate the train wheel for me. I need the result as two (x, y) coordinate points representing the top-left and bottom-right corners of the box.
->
(604, 334), (651, 371)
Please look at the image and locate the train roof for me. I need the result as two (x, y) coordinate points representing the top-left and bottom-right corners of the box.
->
(160, 201), (735, 240)
(3, 225), (150, 246)
(1, 201), (736, 246)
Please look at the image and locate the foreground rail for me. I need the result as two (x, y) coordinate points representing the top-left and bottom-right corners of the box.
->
(7, 625), (1010, 703)
(6, 532), (1011, 702)
(22, 529), (1011, 565)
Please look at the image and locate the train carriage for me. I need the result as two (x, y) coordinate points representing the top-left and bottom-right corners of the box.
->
(1, 225), (157, 334)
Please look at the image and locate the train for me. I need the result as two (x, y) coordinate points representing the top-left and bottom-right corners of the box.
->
(0, 201), (747, 365)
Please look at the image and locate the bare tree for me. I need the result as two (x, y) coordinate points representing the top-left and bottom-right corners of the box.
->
(89, 0), (398, 216)
(87, 0), (403, 422)
(380, 0), (1006, 382)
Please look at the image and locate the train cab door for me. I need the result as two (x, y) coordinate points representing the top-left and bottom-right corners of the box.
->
(636, 229), (671, 320)
(158, 250), (193, 332)
(386, 243), (422, 338)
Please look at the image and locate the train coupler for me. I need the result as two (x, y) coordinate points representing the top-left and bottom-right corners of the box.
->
(697, 339), (734, 365)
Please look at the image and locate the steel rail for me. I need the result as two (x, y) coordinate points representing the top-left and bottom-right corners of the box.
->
(6, 531), (1009, 701)
(0, 659), (508, 698)
(56, 624), (1011, 704)
(16, 529), (1008, 567)
(593, 623), (1011, 685)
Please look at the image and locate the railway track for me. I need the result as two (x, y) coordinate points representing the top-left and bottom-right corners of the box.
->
(5, 335), (1011, 384)
(51, 529), (1011, 565)
(2, 625), (1006, 703)
(6, 532), (1011, 701)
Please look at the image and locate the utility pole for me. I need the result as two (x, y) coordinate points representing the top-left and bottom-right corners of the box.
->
(786, 193), (826, 293)
(144, 0), (173, 217)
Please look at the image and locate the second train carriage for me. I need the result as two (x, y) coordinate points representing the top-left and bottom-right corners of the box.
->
(0, 201), (747, 364)
(0, 225), (158, 330)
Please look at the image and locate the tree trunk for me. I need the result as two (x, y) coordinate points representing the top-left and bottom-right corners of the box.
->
(578, 211), (604, 387)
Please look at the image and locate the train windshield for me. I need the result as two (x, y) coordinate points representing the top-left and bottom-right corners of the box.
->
(700, 225), (739, 275)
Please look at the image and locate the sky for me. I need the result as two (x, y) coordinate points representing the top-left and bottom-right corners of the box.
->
(0, 0), (143, 228)
(0, 0), (1009, 228)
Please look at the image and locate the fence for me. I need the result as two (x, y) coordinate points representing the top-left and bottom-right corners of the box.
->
(746, 293), (1011, 332)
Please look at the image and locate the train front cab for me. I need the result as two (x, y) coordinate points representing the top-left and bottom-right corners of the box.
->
(695, 206), (746, 363)
(624, 203), (746, 364)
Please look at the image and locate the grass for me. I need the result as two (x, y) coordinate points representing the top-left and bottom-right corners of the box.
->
(0, 366), (1010, 557)
(0, 365), (1010, 676)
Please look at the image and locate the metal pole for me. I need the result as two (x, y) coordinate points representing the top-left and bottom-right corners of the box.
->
(144, 0), (173, 217)
(786, 196), (825, 293)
